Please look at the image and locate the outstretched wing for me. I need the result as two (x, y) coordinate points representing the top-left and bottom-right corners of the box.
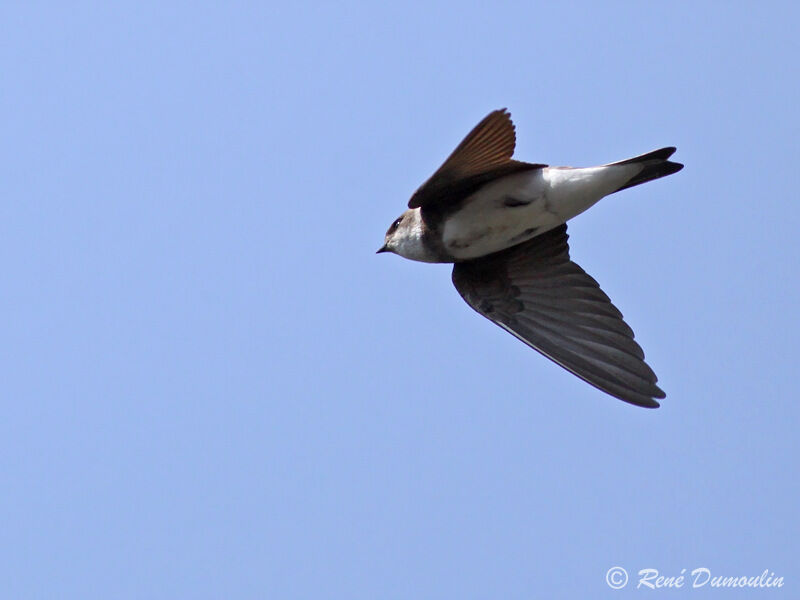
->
(408, 109), (545, 212)
(451, 225), (665, 407)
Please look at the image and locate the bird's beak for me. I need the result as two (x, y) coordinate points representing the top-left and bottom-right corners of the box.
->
(376, 244), (389, 254)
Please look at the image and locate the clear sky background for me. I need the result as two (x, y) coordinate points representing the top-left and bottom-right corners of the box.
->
(1, 2), (798, 598)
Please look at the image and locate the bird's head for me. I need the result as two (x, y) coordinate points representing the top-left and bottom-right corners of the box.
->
(376, 208), (433, 262)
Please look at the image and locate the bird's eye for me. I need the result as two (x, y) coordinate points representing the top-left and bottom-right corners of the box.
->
(389, 217), (402, 232)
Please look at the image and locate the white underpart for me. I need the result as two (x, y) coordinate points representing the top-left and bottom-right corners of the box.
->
(441, 163), (642, 260)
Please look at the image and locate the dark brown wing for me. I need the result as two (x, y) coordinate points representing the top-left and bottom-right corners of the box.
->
(451, 225), (665, 408)
(408, 109), (545, 211)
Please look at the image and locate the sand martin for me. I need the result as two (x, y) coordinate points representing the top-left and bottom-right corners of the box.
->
(377, 109), (683, 408)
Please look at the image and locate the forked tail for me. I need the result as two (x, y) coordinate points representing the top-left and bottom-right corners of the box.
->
(610, 147), (683, 193)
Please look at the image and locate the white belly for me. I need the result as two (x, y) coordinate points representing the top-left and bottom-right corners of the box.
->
(441, 164), (640, 259)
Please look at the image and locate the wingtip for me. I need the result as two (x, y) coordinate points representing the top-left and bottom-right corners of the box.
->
(616, 384), (664, 408)
(491, 107), (512, 122)
(626, 396), (661, 409)
(621, 395), (662, 409)
(645, 385), (666, 409)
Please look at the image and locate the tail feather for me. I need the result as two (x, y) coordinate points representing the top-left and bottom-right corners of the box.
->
(610, 147), (683, 193)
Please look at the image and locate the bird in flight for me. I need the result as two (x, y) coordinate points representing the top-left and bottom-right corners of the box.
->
(377, 109), (682, 408)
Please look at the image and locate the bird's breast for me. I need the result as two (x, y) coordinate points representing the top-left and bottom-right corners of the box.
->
(441, 170), (561, 260)
(440, 165), (638, 260)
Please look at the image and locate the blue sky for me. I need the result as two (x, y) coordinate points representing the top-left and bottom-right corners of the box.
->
(1, 2), (798, 598)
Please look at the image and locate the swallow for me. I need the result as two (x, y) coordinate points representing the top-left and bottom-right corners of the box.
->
(377, 109), (682, 407)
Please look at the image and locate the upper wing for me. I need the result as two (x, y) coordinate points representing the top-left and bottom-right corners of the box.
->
(451, 225), (665, 407)
(408, 109), (545, 211)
